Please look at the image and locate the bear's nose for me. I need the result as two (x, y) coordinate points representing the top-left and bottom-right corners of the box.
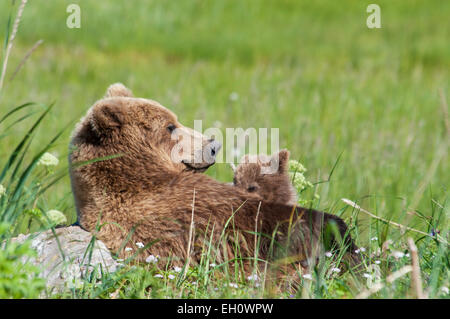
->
(209, 140), (221, 157)
(205, 139), (221, 161)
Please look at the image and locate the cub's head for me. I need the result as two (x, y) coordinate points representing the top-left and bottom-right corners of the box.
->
(70, 83), (221, 176)
(233, 149), (298, 205)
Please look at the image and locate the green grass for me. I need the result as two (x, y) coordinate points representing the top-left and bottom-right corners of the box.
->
(0, 0), (448, 299)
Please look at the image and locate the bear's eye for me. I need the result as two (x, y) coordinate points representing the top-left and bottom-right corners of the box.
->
(167, 124), (176, 133)
(248, 185), (257, 192)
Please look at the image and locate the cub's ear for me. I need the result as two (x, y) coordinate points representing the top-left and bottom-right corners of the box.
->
(240, 154), (258, 164)
(90, 99), (128, 135)
(105, 83), (134, 98)
(271, 149), (290, 173)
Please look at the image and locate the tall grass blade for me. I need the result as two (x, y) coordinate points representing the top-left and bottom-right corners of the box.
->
(0, 102), (53, 183)
(2, 124), (66, 222)
(0, 102), (35, 124)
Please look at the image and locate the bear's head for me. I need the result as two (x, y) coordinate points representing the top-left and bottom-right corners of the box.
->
(70, 83), (221, 179)
(232, 149), (298, 205)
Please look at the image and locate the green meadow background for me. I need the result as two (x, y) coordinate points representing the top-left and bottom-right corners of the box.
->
(0, 1), (448, 298)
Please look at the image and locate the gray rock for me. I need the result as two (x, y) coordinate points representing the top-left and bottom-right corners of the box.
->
(11, 226), (120, 295)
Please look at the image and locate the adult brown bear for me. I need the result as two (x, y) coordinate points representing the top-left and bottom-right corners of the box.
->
(69, 83), (359, 269)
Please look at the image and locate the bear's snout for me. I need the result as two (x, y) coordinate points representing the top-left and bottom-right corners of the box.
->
(207, 139), (221, 157)
(202, 139), (222, 165)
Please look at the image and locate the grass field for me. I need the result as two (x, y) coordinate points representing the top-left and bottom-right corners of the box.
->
(0, 0), (448, 299)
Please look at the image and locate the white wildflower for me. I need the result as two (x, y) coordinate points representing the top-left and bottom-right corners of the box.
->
(38, 152), (59, 166)
(174, 266), (182, 273)
(360, 247), (366, 252)
(0, 184), (6, 197)
(374, 260), (381, 265)
(405, 253), (410, 258)
(210, 263), (217, 267)
(331, 268), (341, 273)
(125, 247), (132, 252)
(192, 281), (197, 285)
(371, 237), (378, 241)
(154, 274), (163, 278)
(325, 251), (333, 258)
(247, 274), (259, 281)
(145, 255), (158, 264)
(392, 251), (405, 259)
(229, 283), (238, 288)
(363, 273), (372, 279)
(229, 92), (239, 102)
(136, 242), (144, 248)
(355, 249), (360, 254)
(46, 210), (67, 226)
(302, 274), (313, 280)
(168, 274), (175, 280)
(441, 287), (449, 294)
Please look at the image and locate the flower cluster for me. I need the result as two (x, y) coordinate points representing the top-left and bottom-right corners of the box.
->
(288, 160), (307, 174)
(174, 266), (182, 273)
(38, 152), (59, 167)
(46, 209), (67, 226)
(146, 255), (159, 264)
(288, 159), (314, 205)
(136, 242), (144, 249)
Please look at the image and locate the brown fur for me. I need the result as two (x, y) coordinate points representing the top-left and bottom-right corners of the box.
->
(69, 84), (359, 271)
(233, 150), (298, 206)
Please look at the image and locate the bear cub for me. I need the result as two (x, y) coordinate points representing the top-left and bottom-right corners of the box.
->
(233, 149), (298, 205)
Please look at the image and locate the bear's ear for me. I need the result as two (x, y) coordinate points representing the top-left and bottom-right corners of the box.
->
(271, 149), (290, 173)
(105, 83), (134, 98)
(240, 154), (258, 164)
(90, 99), (128, 135)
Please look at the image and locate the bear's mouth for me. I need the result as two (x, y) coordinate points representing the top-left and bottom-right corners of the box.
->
(182, 160), (215, 173)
